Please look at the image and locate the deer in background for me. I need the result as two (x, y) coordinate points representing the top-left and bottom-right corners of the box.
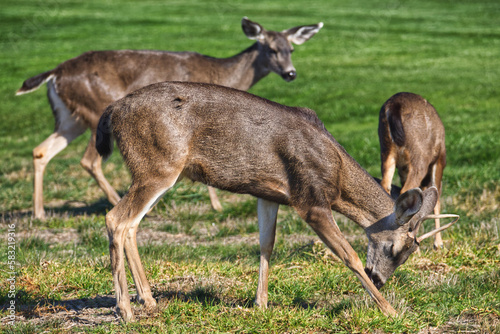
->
(378, 92), (447, 249)
(95, 82), (458, 322)
(16, 17), (323, 219)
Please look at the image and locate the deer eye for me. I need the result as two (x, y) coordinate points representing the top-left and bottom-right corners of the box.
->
(385, 243), (395, 257)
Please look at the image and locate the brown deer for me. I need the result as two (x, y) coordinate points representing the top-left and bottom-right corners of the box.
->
(378, 92), (447, 249)
(16, 17), (323, 219)
(95, 82), (458, 322)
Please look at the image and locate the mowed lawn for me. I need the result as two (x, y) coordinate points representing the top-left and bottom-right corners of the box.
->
(0, 0), (499, 333)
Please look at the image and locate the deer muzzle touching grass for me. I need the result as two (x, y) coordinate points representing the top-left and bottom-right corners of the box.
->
(378, 92), (448, 249)
(16, 17), (323, 219)
(95, 82), (458, 322)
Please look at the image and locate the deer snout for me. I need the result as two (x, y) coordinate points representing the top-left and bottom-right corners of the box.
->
(282, 70), (297, 82)
(364, 267), (385, 290)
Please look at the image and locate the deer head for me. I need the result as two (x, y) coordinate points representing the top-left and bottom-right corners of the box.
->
(365, 186), (459, 289)
(242, 17), (323, 82)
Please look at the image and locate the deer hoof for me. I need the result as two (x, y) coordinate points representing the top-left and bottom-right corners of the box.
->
(211, 199), (223, 212)
(144, 299), (158, 312)
(433, 242), (444, 250)
(254, 297), (268, 309)
(33, 209), (46, 221)
(117, 306), (135, 322)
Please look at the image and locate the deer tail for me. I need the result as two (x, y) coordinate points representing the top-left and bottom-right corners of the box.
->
(16, 70), (55, 95)
(386, 102), (405, 146)
(96, 106), (115, 161)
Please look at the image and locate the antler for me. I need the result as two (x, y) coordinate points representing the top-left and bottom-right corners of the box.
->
(415, 214), (460, 244)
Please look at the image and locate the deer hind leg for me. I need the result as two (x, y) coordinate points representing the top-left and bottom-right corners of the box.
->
(399, 162), (428, 194)
(380, 149), (397, 195)
(124, 222), (158, 311)
(80, 131), (121, 206)
(298, 206), (397, 316)
(207, 186), (222, 211)
(431, 159), (445, 249)
(255, 198), (279, 308)
(106, 174), (179, 322)
(33, 80), (87, 220)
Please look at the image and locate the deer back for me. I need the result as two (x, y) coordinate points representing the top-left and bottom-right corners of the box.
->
(106, 82), (385, 213)
(50, 50), (231, 126)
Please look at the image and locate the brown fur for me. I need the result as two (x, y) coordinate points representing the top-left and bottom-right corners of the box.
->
(96, 82), (455, 321)
(16, 18), (323, 219)
(378, 92), (447, 248)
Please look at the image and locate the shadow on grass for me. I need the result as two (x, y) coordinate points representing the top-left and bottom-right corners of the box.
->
(1, 197), (115, 222)
(46, 197), (115, 218)
(156, 287), (254, 309)
(155, 285), (353, 316)
(1, 287), (355, 326)
(0, 294), (116, 320)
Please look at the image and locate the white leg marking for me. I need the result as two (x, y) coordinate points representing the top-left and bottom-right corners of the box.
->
(32, 79), (87, 219)
(255, 198), (279, 307)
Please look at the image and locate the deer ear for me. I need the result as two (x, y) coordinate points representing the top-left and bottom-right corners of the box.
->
(394, 188), (423, 226)
(410, 187), (439, 231)
(242, 17), (265, 41)
(284, 22), (323, 45)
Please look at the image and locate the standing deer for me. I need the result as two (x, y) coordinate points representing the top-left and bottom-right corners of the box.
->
(16, 17), (323, 219)
(95, 82), (458, 322)
(378, 92), (447, 249)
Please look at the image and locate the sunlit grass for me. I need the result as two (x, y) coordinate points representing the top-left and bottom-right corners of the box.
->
(1, 0), (499, 332)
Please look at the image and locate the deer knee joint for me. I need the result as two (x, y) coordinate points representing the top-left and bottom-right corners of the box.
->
(105, 211), (120, 237)
(80, 157), (96, 174)
(33, 147), (47, 161)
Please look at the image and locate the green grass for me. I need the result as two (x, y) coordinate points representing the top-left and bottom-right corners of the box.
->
(1, 0), (500, 332)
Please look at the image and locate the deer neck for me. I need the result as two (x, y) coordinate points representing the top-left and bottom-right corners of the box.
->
(332, 148), (395, 230)
(219, 43), (270, 91)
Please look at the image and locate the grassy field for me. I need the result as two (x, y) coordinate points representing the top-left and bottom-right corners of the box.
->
(1, 0), (499, 332)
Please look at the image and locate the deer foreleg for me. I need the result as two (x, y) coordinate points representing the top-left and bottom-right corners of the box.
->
(431, 160), (445, 249)
(255, 198), (279, 308)
(299, 206), (397, 316)
(207, 186), (222, 211)
(431, 199), (443, 249)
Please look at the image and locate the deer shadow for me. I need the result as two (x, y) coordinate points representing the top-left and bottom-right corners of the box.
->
(154, 285), (358, 317)
(1, 197), (117, 224)
(48, 197), (114, 217)
(0, 294), (116, 319)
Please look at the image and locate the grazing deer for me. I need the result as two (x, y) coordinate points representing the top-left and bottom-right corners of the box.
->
(95, 82), (458, 322)
(378, 92), (447, 249)
(16, 17), (323, 219)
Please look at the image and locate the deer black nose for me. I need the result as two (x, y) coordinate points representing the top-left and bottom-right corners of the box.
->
(283, 71), (297, 81)
(365, 267), (385, 290)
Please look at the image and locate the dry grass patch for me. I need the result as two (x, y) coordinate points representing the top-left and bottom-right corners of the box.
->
(454, 184), (500, 216)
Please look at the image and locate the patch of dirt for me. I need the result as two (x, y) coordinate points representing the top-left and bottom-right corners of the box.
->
(15, 229), (80, 245)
